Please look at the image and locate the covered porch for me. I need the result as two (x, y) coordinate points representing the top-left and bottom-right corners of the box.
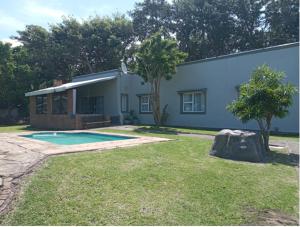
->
(25, 74), (122, 129)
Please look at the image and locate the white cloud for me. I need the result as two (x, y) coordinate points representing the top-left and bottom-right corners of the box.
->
(0, 12), (25, 30)
(24, 0), (67, 18)
(1, 38), (23, 47)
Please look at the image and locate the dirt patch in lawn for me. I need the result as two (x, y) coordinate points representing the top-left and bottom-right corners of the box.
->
(246, 207), (298, 225)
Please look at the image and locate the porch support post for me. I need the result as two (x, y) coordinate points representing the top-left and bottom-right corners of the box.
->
(72, 89), (76, 115)
(116, 74), (123, 125)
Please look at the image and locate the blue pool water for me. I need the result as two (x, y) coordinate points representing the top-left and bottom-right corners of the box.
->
(23, 132), (133, 145)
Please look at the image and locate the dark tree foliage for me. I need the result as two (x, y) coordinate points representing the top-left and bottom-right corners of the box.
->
(231, 0), (268, 51)
(1, 0), (298, 118)
(14, 25), (53, 88)
(265, 0), (299, 45)
(0, 42), (33, 115)
(14, 15), (134, 86)
(129, 0), (173, 41)
(172, 0), (237, 60)
(131, 0), (299, 61)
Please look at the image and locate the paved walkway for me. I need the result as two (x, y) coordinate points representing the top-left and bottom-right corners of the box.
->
(0, 131), (169, 214)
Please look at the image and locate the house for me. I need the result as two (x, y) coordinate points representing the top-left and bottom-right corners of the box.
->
(25, 42), (299, 133)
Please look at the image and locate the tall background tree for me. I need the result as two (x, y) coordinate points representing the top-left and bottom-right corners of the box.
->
(133, 32), (187, 125)
(129, 0), (173, 41)
(0, 0), (298, 123)
(0, 42), (33, 121)
(130, 0), (298, 60)
(265, 0), (299, 46)
(14, 15), (134, 86)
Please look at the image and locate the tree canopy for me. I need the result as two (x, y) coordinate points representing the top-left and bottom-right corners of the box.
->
(133, 32), (187, 125)
(0, 0), (298, 121)
(227, 65), (297, 151)
(0, 42), (33, 116)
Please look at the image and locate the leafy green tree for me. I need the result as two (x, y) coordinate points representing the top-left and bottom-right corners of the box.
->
(130, 0), (173, 41)
(14, 25), (53, 88)
(265, 0), (299, 45)
(133, 32), (187, 125)
(231, 0), (268, 51)
(0, 42), (15, 109)
(173, 0), (236, 60)
(227, 65), (297, 152)
(49, 17), (83, 81)
(14, 15), (134, 85)
(79, 15), (134, 73)
(0, 42), (33, 118)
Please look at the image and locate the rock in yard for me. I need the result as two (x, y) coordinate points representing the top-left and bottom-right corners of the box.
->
(210, 129), (266, 162)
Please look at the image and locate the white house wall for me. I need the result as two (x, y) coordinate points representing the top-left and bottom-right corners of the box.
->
(123, 43), (299, 133)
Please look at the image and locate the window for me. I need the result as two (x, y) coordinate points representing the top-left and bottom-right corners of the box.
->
(181, 91), (206, 113)
(78, 96), (104, 114)
(121, 94), (128, 113)
(36, 95), (47, 114)
(139, 95), (152, 113)
(52, 92), (68, 114)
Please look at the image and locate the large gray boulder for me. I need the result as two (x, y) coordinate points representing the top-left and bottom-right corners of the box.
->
(210, 129), (266, 162)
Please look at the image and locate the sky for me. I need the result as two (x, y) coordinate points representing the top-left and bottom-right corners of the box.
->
(0, 0), (145, 46)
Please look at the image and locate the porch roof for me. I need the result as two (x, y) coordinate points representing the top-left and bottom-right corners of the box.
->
(25, 75), (116, 97)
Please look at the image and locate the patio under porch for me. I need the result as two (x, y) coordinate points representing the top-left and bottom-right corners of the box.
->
(26, 75), (122, 130)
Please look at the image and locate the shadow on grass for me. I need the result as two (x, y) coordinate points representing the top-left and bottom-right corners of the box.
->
(265, 150), (299, 167)
(134, 126), (179, 135)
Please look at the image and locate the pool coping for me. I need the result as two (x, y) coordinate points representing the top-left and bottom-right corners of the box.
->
(0, 130), (171, 214)
(15, 130), (171, 155)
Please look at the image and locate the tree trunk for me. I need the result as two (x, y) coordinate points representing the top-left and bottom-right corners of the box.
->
(256, 117), (272, 152)
(262, 130), (270, 152)
(264, 116), (272, 152)
(83, 54), (94, 73)
(151, 79), (161, 126)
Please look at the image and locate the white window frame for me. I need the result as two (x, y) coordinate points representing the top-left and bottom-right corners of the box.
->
(182, 91), (205, 113)
(140, 95), (152, 113)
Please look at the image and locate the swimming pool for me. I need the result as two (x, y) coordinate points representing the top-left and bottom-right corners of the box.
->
(23, 132), (133, 145)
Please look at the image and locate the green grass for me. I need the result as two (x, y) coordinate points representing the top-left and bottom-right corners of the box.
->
(0, 124), (298, 142)
(128, 125), (299, 141)
(0, 124), (30, 133)
(1, 130), (298, 225)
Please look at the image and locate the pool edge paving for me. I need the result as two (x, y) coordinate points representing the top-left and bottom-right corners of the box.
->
(0, 130), (171, 214)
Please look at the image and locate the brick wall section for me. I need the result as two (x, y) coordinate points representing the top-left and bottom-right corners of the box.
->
(29, 90), (77, 129)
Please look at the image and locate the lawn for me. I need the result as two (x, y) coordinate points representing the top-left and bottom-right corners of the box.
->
(0, 124), (31, 133)
(0, 124), (298, 142)
(120, 125), (299, 141)
(1, 130), (298, 225)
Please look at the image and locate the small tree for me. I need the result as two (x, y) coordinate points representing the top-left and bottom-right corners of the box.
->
(133, 32), (187, 125)
(227, 64), (297, 152)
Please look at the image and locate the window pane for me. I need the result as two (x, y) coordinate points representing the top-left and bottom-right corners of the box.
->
(141, 104), (149, 112)
(36, 95), (47, 114)
(52, 96), (59, 114)
(183, 94), (192, 102)
(183, 103), (193, 112)
(194, 93), (202, 111)
(52, 92), (67, 114)
(61, 94), (67, 114)
(96, 96), (104, 114)
(141, 96), (148, 104)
